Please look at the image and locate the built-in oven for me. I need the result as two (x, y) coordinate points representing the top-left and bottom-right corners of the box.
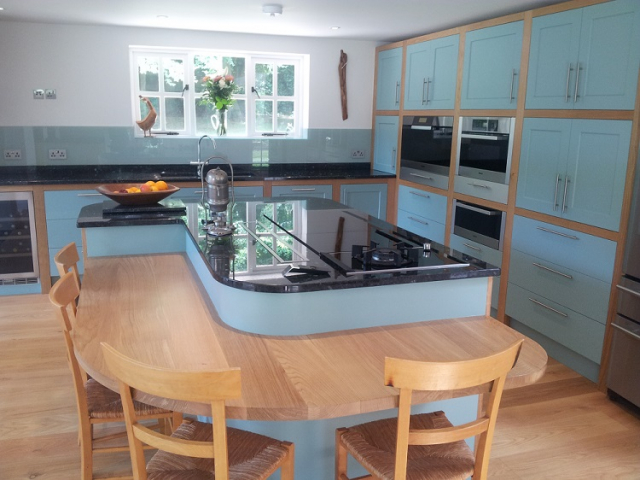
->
(452, 200), (505, 251)
(0, 192), (39, 284)
(400, 115), (454, 189)
(456, 117), (515, 185)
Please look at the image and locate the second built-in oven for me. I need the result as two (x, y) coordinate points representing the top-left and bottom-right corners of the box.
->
(456, 117), (515, 185)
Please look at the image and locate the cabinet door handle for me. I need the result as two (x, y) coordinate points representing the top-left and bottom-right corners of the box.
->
(509, 69), (517, 103)
(612, 322), (640, 342)
(409, 191), (431, 199)
(565, 64), (574, 103)
(561, 176), (570, 213)
(409, 173), (433, 181)
(532, 262), (573, 280)
(463, 242), (482, 252)
(395, 81), (400, 105)
(616, 284), (640, 299)
(76, 193), (103, 197)
(553, 174), (562, 211)
(528, 297), (569, 317)
(422, 77), (431, 105)
(470, 182), (490, 189)
(291, 188), (316, 192)
(391, 148), (397, 171)
(573, 63), (582, 103)
(536, 226), (579, 240)
(408, 216), (428, 226)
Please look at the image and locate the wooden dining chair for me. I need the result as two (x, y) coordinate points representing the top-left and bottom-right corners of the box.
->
(49, 271), (181, 480)
(101, 342), (296, 480)
(335, 339), (524, 480)
(54, 242), (82, 316)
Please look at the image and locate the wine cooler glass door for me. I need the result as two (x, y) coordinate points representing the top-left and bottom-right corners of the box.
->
(0, 192), (39, 281)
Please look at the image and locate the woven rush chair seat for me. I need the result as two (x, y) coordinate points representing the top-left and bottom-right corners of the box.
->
(147, 420), (292, 479)
(86, 378), (171, 420)
(339, 412), (475, 480)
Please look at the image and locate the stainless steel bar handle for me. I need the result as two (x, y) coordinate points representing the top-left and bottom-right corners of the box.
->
(409, 173), (433, 181)
(409, 191), (431, 199)
(425, 77), (431, 104)
(391, 148), (397, 170)
(509, 69), (517, 103)
(456, 202), (497, 215)
(463, 242), (482, 252)
(562, 177), (570, 213)
(536, 226), (579, 240)
(408, 216), (429, 225)
(553, 174), (561, 211)
(395, 81), (400, 105)
(573, 63), (582, 103)
(565, 64), (574, 102)
(616, 284), (640, 299)
(470, 183), (490, 189)
(612, 322), (640, 342)
(532, 262), (573, 279)
(528, 297), (569, 317)
(291, 188), (317, 192)
(76, 193), (103, 197)
(422, 78), (427, 105)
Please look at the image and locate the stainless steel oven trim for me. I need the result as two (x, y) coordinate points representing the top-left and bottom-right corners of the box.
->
(0, 191), (39, 281)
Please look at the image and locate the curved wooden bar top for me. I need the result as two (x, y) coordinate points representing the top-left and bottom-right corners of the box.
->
(74, 253), (547, 421)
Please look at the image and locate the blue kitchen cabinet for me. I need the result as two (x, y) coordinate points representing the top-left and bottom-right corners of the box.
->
(340, 183), (388, 220)
(396, 185), (447, 243)
(404, 35), (459, 110)
(272, 184), (332, 199)
(526, 0), (640, 110)
(460, 21), (523, 110)
(373, 116), (399, 174)
(375, 47), (403, 111)
(517, 118), (631, 231)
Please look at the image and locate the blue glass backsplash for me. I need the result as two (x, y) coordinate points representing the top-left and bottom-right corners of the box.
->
(0, 127), (372, 166)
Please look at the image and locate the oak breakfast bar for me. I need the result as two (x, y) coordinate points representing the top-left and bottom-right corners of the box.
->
(73, 197), (547, 479)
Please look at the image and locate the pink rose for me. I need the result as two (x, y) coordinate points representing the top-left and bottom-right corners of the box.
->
(225, 75), (234, 82)
(213, 75), (223, 83)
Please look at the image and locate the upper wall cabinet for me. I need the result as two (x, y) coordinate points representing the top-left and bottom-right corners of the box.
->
(460, 21), (523, 110)
(517, 118), (632, 231)
(376, 47), (403, 111)
(404, 35), (460, 110)
(526, 0), (640, 110)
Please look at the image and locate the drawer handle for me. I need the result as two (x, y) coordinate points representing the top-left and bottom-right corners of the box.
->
(291, 188), (316, 192)
(408, 216), (428, 226)
(76, 193), (103, 197)
(528, 297), (568, 318)
(462, 242), (482, 252)
(470, 183), (490, 189)
(410, 173), (433, 181)
(616, 284), (640, 299)
(536, 226), (579, 240)
(532, 262), (573, 280)
(409, 191), (430, 199)
(612, 322), (640, 342)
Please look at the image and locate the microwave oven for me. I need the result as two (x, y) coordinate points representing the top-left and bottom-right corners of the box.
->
(452, 199), (505, 251)
(400, 116), (454, 187)
(456, 117), (515, 185)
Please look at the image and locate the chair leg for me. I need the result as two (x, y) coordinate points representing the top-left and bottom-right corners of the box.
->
(280, 441), (295, 480)
(80, 421), (93, 480)
(171, 412), (183, 432)
(336, 428), (349, 480)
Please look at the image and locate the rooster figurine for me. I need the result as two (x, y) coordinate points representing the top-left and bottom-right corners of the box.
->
(136, 95), (157, 137)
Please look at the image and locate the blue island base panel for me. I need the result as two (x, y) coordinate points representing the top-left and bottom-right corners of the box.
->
(0, 281), (41, 296)
(198, 396), (477, 480)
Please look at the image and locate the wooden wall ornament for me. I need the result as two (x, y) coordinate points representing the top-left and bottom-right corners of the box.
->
(339, 50), (348, 120)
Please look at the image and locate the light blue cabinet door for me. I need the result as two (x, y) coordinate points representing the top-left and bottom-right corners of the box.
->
(396, 210), (445, 243)
(375, 47), (403, 110)
(577, 0), (640, 110)
(397, 185), (448, 224)
(373, 116), (399, 174)
(564, 120), (631, 230)
(340, 183), (387, 220)
(516, 118), (571, 217)
(272, 184), (332, 199)
(461, 21), (523, 109)
(526, 9), (582, 109)
(404, 35), (459, 110)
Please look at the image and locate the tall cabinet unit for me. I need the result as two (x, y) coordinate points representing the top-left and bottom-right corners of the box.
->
(375, 47), (403, 111)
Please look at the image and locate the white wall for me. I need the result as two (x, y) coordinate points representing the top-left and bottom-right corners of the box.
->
(0, 21), (378, 129)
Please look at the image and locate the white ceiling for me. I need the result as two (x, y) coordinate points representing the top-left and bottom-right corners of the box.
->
(0, 0), (569, 42)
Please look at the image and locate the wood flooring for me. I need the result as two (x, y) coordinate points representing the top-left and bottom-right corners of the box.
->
(1, 293), (640, 479)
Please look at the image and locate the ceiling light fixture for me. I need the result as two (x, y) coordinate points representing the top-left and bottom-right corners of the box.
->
(262, 4), (283, 17)
(331, 26), (341, 30)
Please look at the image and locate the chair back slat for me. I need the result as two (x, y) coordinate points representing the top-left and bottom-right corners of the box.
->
(54, 242), (82, 290)
(133, 423), (215, 458)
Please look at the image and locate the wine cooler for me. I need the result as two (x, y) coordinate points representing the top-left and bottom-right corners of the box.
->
(0, 192), (39, 284)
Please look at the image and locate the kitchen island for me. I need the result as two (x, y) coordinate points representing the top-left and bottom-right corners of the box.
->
(74, 197), (546, 479)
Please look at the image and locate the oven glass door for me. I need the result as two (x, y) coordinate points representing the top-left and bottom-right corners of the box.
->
(458, 133), (510, 178)
(400, 116), (453, 176)
(453, 201), (504, 250)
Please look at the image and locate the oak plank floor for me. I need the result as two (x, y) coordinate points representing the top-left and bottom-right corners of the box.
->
(1, 294), (640, 479)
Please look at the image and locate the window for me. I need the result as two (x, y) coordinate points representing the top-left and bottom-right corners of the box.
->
(130, 47), (307, 138)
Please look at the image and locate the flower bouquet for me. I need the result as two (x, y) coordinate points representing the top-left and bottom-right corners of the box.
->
(200, 71), (238, 136)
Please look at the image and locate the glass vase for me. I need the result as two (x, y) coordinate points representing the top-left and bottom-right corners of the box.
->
(210, 110), (228, 136)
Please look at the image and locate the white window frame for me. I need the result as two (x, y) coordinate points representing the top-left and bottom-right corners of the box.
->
(130, 46), (307, 139)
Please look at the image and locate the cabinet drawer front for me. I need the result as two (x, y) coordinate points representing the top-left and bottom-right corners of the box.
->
(506, 283), (605, 363)
(397, 210), (445, 244)
(509, 250), (610, 323)
(398, 186), (447, 223)
(44, 190), (103, 219)
(46, 219), (83, 249)
(449, 234), (502, 267)
(511, 215), (616, 282)
(272, 185), (332, 198)
(453, 176), (508, 204)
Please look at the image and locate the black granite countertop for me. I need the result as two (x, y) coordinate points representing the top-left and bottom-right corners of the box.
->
(0, 163), (394, 186)
(77, 197), (499, 294)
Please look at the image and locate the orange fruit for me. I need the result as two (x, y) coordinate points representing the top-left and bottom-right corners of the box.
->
(155, 180), (168, 191)
(150, 185), (159, 192)
(145, 180), (156, 187)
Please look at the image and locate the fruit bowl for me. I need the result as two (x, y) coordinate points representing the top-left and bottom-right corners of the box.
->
(96, 183), (180, 206)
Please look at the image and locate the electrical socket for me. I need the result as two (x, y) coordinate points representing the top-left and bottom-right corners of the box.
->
(33, 89), (45, 100)
(351, 149), (366, 159)
(49, 149), (67, 160)
(45, 89), (57, 100)
(4, 150), (22, 160)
